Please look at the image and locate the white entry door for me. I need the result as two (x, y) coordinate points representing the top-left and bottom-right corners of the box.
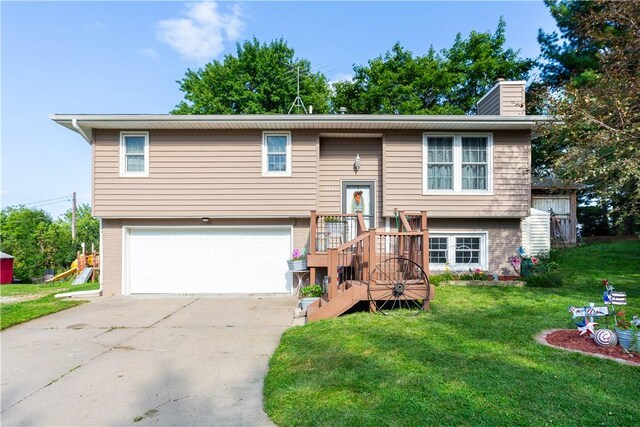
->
(126, 227), (291, 294)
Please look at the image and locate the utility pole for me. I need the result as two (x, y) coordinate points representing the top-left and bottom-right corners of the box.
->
(72, 192), (77, 241)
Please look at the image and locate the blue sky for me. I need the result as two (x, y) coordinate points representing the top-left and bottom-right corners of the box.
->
(1, 1), (558, 218)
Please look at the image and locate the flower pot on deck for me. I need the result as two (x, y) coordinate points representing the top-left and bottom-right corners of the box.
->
(326, 223), (346, 238)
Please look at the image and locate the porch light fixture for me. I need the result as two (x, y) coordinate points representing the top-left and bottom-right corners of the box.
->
(202, 217), (209, 223)
(354, 153), (361, 171)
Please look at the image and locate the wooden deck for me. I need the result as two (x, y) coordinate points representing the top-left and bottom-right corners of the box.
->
(306, 210), (434, 321)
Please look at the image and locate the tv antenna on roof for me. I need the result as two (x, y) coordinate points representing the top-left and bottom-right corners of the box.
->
(287, 65), (308, 114)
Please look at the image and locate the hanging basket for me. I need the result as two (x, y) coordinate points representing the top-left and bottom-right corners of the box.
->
(288, 259), (307, 271)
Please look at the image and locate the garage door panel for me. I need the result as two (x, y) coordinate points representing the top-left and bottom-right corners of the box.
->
(128, 228), (291, 294)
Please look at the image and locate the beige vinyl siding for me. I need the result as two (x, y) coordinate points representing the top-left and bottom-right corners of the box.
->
(100, 218), (308, 296)
(318, 138), (384, 227)
(383, 130), (530, 218)
(477, 88), (500, 115)
(501, 83), (526, 116)
(93, 130), (317, 218)
(428, 218), (521, 275)
(101, 219), (122, 296)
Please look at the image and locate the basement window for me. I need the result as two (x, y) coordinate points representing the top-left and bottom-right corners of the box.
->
(428, 233), (488, 270)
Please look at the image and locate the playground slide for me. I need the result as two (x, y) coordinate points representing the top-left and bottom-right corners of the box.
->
(45, 267), (77, 283)
(72, 268), (93, 285)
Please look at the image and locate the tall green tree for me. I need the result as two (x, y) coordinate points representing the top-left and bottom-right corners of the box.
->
(540, 0), (640, 233)
(172, 38), (331, 114)
(537, 0), (602, 89)
(532, 1), (604, 176)
(444, 18), (533, 113)
(0, 207), (52, 282)
(331, 44), (454, 115)
(0, 204), (100, 282)
(332, 19), (533, 114)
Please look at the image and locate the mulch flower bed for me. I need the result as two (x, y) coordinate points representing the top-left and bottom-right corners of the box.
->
(542, 329), (639, 365)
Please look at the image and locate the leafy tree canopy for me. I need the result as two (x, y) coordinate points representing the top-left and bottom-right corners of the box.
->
(172, 38), (331, 114)
(539, 0), (640, 232)
(0, 205), (99, 282)
(332, 18), (533, 114)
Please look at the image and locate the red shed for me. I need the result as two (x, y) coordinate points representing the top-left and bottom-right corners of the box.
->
(1, 252), (15, 284)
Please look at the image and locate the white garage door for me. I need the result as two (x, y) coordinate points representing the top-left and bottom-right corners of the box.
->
(127, 227), (292, 294)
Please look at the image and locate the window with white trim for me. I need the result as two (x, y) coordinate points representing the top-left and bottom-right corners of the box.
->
(262, 132), (291, 176)
(423, 133), (492, 194)
(428, 233), (488, 270)
(120, 132), (149, 177)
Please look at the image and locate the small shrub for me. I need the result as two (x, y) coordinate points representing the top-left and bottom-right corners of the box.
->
(458, 269), (490, 281)
(524, 273), (563, 288)
(429, 271), (456, 286)
(300, 284), (323, 298)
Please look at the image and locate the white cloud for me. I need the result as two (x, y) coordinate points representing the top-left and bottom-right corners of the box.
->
(139, 48), (159, 59)
(330, 73), (354, 84)
(156, 1), (244, 62)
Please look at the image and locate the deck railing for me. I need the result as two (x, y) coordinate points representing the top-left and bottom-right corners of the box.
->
(394, 211), (427, 232)
(310, 211), (367, 254)
(325, 226), (428, 301)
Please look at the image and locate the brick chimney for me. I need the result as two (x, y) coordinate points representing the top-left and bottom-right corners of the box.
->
(477, 79), (526, 116)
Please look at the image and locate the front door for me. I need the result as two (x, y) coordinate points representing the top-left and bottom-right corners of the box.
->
(342, 181), (375, 236)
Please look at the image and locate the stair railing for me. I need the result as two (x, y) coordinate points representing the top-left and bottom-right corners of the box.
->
(326, 214), (429, 301)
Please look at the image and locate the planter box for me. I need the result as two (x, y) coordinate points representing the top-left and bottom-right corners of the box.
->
(300, 297), (319, 311)
(288, 259), (307, 271)
(615, 329), (640, 351)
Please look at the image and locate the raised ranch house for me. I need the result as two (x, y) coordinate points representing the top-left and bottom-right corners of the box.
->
(51, 80), (547, 319)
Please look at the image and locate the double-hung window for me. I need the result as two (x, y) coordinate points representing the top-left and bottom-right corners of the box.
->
(428, 233), (488, 270)
(423, 133), (491, 194)
(120, 132), (149, 177)
(262, 132), (291, 176)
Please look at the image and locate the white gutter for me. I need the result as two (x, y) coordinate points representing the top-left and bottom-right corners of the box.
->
(72, 118), (92, 144)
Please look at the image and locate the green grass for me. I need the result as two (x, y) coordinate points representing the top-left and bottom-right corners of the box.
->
(1, 281), (100, 330)
(265, 240), (640, 426)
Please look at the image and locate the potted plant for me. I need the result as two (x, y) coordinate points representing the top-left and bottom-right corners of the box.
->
(324, 216), (347, 239)
(614, 311), (640, 351)
(287, 248), (307, 271)
(299, 284), (323, 311)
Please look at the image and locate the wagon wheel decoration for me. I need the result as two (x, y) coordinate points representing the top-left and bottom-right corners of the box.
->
(368, 257), (430, 316)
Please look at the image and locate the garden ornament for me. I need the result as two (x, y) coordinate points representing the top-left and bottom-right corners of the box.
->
(593, 328), (617, 347)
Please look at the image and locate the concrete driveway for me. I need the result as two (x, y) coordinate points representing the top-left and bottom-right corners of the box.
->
(1, 295), (297, 426)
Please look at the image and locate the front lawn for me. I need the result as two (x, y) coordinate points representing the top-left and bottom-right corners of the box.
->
(265, 240), (640, 426)
(0, 282), (100, 330)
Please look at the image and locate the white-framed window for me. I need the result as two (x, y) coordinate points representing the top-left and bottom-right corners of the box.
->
(428, 232), (488, 270)
(423, 133), (492, 194)
(120, 132), (149, 177)
(262, 131), (291, 176)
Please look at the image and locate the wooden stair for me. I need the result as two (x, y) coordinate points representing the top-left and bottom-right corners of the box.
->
(306, 281), (369, 322)
(306, 280), (435, 322)
(306, 209), (433, 322)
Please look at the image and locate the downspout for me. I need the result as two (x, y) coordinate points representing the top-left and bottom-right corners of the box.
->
(55, 221), (103, 299)
(72, 118), (92, 144)
(56, 121), (100, 299)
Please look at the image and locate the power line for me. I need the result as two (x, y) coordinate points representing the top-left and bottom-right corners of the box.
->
(33, 199), (72, 208)
(22, 196), (70, 206)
